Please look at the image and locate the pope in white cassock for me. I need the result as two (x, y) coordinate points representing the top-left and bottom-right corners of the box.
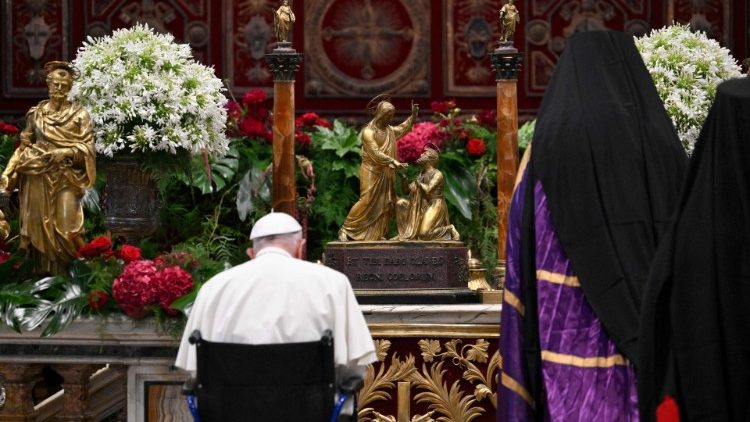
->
(175, 212), (377, 414)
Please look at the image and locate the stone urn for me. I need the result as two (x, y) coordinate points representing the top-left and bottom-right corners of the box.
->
(101, 155), (160, 244)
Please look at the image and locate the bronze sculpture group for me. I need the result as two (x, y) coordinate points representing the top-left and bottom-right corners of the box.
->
(338, 96), (460, 242)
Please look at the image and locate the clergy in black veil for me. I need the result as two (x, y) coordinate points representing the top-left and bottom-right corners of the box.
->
(497, 31), (687, 421)
(638, 78), (750, 421)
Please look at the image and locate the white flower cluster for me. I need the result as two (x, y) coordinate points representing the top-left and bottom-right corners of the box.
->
(636, 25), (741, 153)
(70, 24), (229, 157)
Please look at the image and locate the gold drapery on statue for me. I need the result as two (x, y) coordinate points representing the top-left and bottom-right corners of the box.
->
(0, 61), (96, 274)
(338, 98), (417, 241)
(396, 148), (460, 241)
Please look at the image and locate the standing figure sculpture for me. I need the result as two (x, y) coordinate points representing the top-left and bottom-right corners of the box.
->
(338, 96), (417, 241)
(274, 0), (295, 44)
(396, 147), (460, 241)
(0, 61), (96, 274)
(499, 0), (520, 44)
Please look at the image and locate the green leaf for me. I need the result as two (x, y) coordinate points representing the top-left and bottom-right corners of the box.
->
(182, 145), (241, 194)
(236, 167), (271, 222)
(169, 286), (199, 313)
(443, 167), (477, 220)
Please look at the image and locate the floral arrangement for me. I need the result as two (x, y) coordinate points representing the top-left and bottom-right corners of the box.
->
(76, 236), (197, 319)
(70, 24), (229, 157)
(636, 25), (742, 152)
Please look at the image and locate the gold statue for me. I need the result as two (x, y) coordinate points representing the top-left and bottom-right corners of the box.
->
(0, 61), (96, 274)
(499, 0), (520, 44)
(338, 96), (417, 241)
(274, 0), (296, 44)
(395, 147), (460, 241)
(0, 210), (9, 241)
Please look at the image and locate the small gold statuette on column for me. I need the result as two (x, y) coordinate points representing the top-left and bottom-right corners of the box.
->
(395, 147), (460, 241)
(266, 0), (303, 216)
(338, 95), (416, 242)
(0, 61), (96, 274)
(499, 0), (520, 45)
(274, 0), (296, 45)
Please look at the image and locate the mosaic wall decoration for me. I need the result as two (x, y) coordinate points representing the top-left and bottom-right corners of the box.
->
(2, 0), (69, 97)
(223, 0), (282, 94)
(304, 0), (431, 98)
(669, 0), (730, 47)
(82, 0), (212, 64)
(522, 0), (654, 98)
(444, 0), (504, 97)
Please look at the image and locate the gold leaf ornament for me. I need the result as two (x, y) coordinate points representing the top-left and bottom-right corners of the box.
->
(418, 339), (442, 362)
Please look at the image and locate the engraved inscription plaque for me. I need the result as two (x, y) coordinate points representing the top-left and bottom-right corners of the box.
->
(323, 241), (469, 289)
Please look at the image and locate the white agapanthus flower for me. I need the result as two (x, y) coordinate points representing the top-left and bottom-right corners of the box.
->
(70, 24), (229, 157)
(636, 25), (741, 153)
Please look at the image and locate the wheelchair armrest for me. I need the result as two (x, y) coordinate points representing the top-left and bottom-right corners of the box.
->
(182, 377), (198, 396)
(338, 376), (364, 396)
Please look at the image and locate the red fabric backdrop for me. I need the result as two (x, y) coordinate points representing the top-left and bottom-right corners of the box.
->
(0, 0), (747, 119)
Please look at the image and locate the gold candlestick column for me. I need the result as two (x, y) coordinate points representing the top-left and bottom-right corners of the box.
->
(489, 46), (523, 279)
(266, 43), (303, 217)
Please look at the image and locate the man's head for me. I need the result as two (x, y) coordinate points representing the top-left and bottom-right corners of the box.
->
(416, 147), (439, 167)
(247, 212), (305, 259)
(44, 61), (75, 101)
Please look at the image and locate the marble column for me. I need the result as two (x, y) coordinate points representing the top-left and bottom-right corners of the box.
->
(0, 363), (42, 421)
(53, 364), (99, 421)
(266, 43), (303, 217)
(489, 46), (523, 280)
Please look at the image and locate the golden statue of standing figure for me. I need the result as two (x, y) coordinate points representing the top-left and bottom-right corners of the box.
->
(499, 0), (520, 44)
(0, 61), (96, 274)
(338, 96), (417, 241)
(395, 147), (460, 241)
(274, 0), (295, 44)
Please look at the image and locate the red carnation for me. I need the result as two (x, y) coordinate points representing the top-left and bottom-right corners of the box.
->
(466, 138), (486, 157)
(300, 112), (319, 125)
(0, 122), (19, 134)
(118, 245), (142, 263)
(78, 236), (113, 259)
(475, 109), (497, 127)
(295, 131), (311, 147)
(112, 260), (159, 319)
(154, 251), (198, 271)
(242, 89), (266, 104)
(430, 100), (456, 115)
(315, 118), (332, 128)
(154, 266), (194, 316)
(87, 290), (110, 311)
(239, 116), (266, 139)
(225, 100), (241, 121)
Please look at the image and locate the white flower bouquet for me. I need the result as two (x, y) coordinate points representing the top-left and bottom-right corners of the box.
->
(70, 24), (229, 157)
(636, 25), (741, 153)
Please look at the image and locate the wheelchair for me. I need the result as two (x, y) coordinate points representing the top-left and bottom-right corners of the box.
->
(183, 329), (363, 422)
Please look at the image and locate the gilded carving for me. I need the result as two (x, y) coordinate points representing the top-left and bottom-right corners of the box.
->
(359, 338), (500, 421)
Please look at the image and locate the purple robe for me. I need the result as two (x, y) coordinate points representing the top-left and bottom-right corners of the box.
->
(497, 168), (639, 422)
